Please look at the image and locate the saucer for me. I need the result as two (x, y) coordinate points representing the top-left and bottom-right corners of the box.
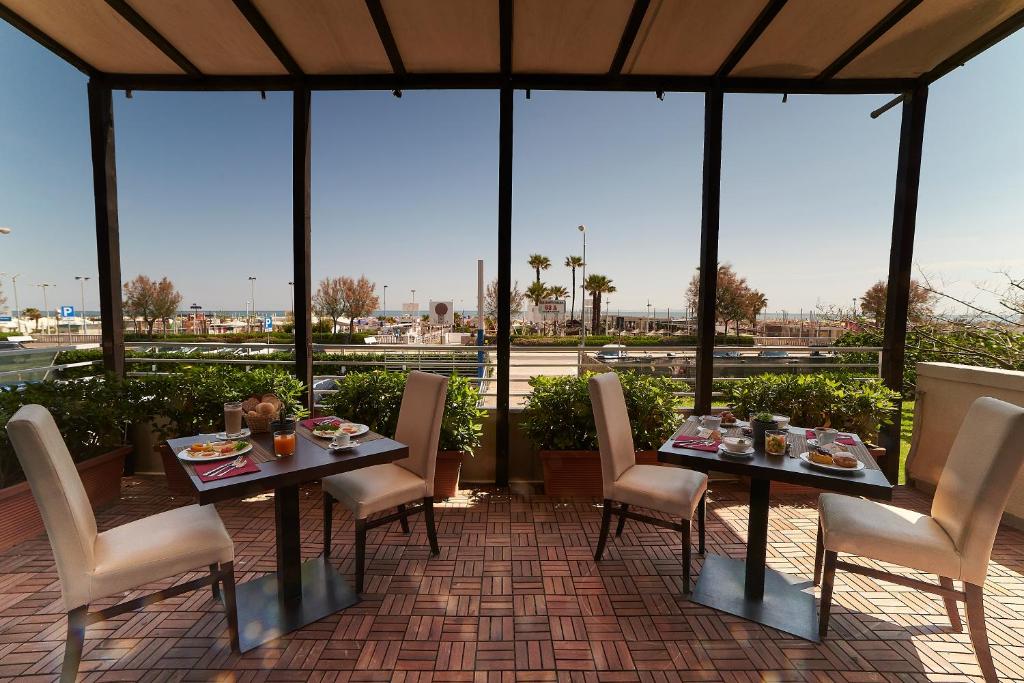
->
(329, 443), (356, 452)
(718, 445), (754, 458)
(216, 428), (251, 440)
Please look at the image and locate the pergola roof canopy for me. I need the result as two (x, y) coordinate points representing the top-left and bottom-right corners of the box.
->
(2, 0), (1024, 91)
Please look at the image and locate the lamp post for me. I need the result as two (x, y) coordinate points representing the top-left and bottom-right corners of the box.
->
(382, 285), (387, 320)
(578, 225), (586, 345)
(0, 273), (20, 333)
(288, 281), (294, 316)
(38, 283), (52, 335)
(75, 276), (91, 335)
(0, 227), (11, 235)
(248, 276), (257, 332)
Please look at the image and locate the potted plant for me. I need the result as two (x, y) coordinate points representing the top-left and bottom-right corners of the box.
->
(322, 370), (485, 500)
(749, 412), (778, 451)
(519, 372), (681, 497)
(0, 376), (134, 551)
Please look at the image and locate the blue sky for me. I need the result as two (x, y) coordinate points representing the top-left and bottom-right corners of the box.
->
(1, 21), (1023, 316)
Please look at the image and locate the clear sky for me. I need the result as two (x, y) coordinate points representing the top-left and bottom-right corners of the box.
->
(1, 21), (1023, 317)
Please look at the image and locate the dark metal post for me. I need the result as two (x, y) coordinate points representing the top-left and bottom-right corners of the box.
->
(695, 89), (723, 415)
(879, 84), (928, 483)
(87, 81), (125, 376)
(293, 88), (313, 408)
(496, 87), (513, 487)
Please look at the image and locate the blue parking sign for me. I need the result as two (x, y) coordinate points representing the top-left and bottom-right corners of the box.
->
(60, 305), (75, 317)
(264, 316), (273, 331)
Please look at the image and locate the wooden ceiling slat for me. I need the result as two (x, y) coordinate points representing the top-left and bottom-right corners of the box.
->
(609, 0), (650, 75)
(365, 0), (404, 74)
(104, 0), (200, 75)
(817, 0), (924, 80)
(0, 2), (94, 74)
(716, 0), (788, 77)
(232, 0), (303, 75)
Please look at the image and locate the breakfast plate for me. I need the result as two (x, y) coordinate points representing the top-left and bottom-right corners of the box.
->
(718, 445), (755, 458)
(311, 419), (370, 439)
(799, 451), (865, 473)
(178, 440), (253, 462)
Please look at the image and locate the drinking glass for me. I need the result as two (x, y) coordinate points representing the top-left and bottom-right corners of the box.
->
(765, 429), (788, 456)
(224, 401), (243, 436)
(273, 430), (296, 458)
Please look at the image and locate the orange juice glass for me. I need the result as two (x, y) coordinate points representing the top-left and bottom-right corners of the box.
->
(273, 430), (296, 457)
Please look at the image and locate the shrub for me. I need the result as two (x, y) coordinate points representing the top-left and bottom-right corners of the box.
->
(519, 371), (682, 451)
(320, 371), (485, 454)
(723, 372), (899, 438)
(504, 334), (755, 347)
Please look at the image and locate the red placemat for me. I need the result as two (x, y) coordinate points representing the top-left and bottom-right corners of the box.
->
(194, 457), (260, 482)
(672, 435), (720, 452)
(300, 416), (340, 430)
(805, 430), (855, 445)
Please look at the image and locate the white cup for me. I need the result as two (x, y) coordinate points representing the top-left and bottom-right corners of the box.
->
(701, 415), (722, 432)
(331, 432), (352, 449)
(773, 415), (790, 429)
(722, 436), (751, 453)
(814, 427), (838, 445)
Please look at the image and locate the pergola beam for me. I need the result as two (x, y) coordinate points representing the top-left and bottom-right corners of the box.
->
(922, 8), (1024, 84)
(232, 0), (304, 76)
(500, 0), (513, 77)
(293, 88), (313, 408)
(879, 84), (928, 483)
(716, 0), (788, 78)
(608, 0), (650, 75)
(104, 0), (201, 76)
(817, 0), (923, 81)
(365, 0), (406, 76)
(0, 4), (94, 75)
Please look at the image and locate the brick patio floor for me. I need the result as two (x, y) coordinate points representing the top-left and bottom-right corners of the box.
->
(2, 476), (1024, 682)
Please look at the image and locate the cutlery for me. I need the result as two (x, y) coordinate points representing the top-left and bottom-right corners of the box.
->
(205, 456), (246, 478)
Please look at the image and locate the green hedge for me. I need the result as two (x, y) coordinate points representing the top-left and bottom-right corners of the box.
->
(503, 334), (754, 347)
(124, 331), (371, 344)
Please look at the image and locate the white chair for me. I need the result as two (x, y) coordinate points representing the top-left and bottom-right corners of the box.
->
(6, 405), (238, 682)
(589, 373), (709, 593)
(815, 396), (1024, 682)
(322, 371), (448, 593)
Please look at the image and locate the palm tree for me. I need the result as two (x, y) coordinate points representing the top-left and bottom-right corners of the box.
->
(545, 285), (568, 300)
(22, 307), (42, 331)
(564, 255), (583, 321)
(528, 254), (551, 284)
(584, 274), (616, 335)
(525, 281), (548, 306)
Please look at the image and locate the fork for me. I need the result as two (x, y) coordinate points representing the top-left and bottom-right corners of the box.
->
(205, 456), (246, 478)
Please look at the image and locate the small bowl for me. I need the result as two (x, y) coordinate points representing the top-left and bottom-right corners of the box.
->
(772, 415), (791, 429)
(722, 436), (752, 453)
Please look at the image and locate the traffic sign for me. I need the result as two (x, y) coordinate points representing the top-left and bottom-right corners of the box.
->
(60, 305), (75, 317)
(0, 315), (11, 322)
(264, 316), (273, 332)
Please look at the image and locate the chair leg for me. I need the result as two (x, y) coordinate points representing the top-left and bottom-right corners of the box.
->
(965, 583), (998, 683)
(423, 497), (440, 556)
(818, 550), (838, 639)
(61, 605), (88, 683)
(209, 563), (221, 601)
(355, 518), (367, 594)
(939, 576), (963, 632)
(681, 517), (692, 594)
(398, 504), (411, 533)
(322, 492), (333, 558)
(220, 561), (240, 653)
(697, 491), (706, 554)
(594, 498), (613, 561)
(814, 523), (824, 587)
(615, 503), (629, 536)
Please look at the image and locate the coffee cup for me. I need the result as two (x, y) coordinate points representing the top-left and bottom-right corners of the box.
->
(701, 415), (722, 432)
(722, 436), (751, 453)
(814, 427), (838, 445)
(331, 432), (352, 449)
(772, 415), (791, 429)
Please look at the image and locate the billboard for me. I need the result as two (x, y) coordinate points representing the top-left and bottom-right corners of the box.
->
(401, 302), (419, 313)
(429, 301), (454, 325)
(528, 300), (566, 324)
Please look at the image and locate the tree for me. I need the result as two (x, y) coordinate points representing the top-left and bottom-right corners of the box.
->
(584, 274), (616, 335)
(686, 264), (764, 336)
(122, 275), (182, 337)
(564, 255), (584, 321)
(744, 290), (768, 331)
(22, 307), (41, 331)
(546, 285), (569, 300)
(484, 279), (524, 327)
(313, 277), (345, 333)
(525, 281), (548, 306)
(339, 275), (379, 339)
(528, 254), (551, 284)
(860, 279), (935, 324)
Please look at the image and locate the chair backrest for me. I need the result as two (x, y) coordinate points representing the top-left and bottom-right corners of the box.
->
(6, 404), (97, 607)
(394, 371), (449, 496)
(931, 396), (1024, 585)
(588, 373), (636, 498)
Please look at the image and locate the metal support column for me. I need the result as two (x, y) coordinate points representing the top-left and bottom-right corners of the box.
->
(880, 84), (928, 483)
(496, 87), (513, 487)
(293, 88), (314, 408)
(87, 81), (125, 376)
(695, 89), (723, 415)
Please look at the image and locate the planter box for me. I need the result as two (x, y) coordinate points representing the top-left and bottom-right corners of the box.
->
(434, 451), (465, 500)
(0, 445), (130, 553)
(541, 449), (664, 497)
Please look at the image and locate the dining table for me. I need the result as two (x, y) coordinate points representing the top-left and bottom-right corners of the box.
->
(166, 420), (407, 652)
(658, 417), (893, 641)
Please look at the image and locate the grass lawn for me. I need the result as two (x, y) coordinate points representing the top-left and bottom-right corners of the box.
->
(899, 400), (914, 485)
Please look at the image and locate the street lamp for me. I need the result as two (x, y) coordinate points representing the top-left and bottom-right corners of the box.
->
(382, 285), (388, 319)
(248, 276), (257, 331)
(0, 227), (11, 235)
(75, 276), (91, 335)
(577, 225), (587, 345)
(288, 281), (294, 315)
(0, 273), (21, 333)
(38, 283), (52, 334)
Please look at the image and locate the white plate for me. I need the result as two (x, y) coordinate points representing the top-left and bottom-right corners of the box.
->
(329, 443), (357, 453)
(178, 442), (253, 463)
(718, 445), (755, 458)
(311, 420), (370, 439)
(807, 438), (854, 449)
(216, 428), (251, 440)
(799, 451), (865, 473)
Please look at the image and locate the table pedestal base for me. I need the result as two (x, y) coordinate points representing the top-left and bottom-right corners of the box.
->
(692, 554), (820, 641)
(235, 556), (359, 652)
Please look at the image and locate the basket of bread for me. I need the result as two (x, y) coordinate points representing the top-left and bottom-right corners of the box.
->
(242, 393), (285, 433)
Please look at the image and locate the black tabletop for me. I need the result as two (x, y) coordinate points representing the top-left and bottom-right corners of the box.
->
(657, 418), (893, 500)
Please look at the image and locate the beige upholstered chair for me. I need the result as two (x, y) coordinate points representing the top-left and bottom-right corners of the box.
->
(589, 373), (709, 592)
(816, 396), (1024, 682)
(6, 405), (238, 682)
(322, 371), (448, 593)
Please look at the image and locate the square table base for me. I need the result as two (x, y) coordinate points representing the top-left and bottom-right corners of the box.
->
(692, 554), (820, 642)
(235, 556), (359, 652)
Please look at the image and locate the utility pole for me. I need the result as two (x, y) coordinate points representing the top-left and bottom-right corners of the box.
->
(248, 276), (257, 332)
(382, 285), (387, 320)
(38, 283), (52, 335)
(75, 276), (91, 335)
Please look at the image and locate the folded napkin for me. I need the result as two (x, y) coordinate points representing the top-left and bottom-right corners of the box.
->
(672, 435), (720, 452)
(805, 430), (855, 445)
(195, 457), (260, 482)
(300, 416), (341, 430)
